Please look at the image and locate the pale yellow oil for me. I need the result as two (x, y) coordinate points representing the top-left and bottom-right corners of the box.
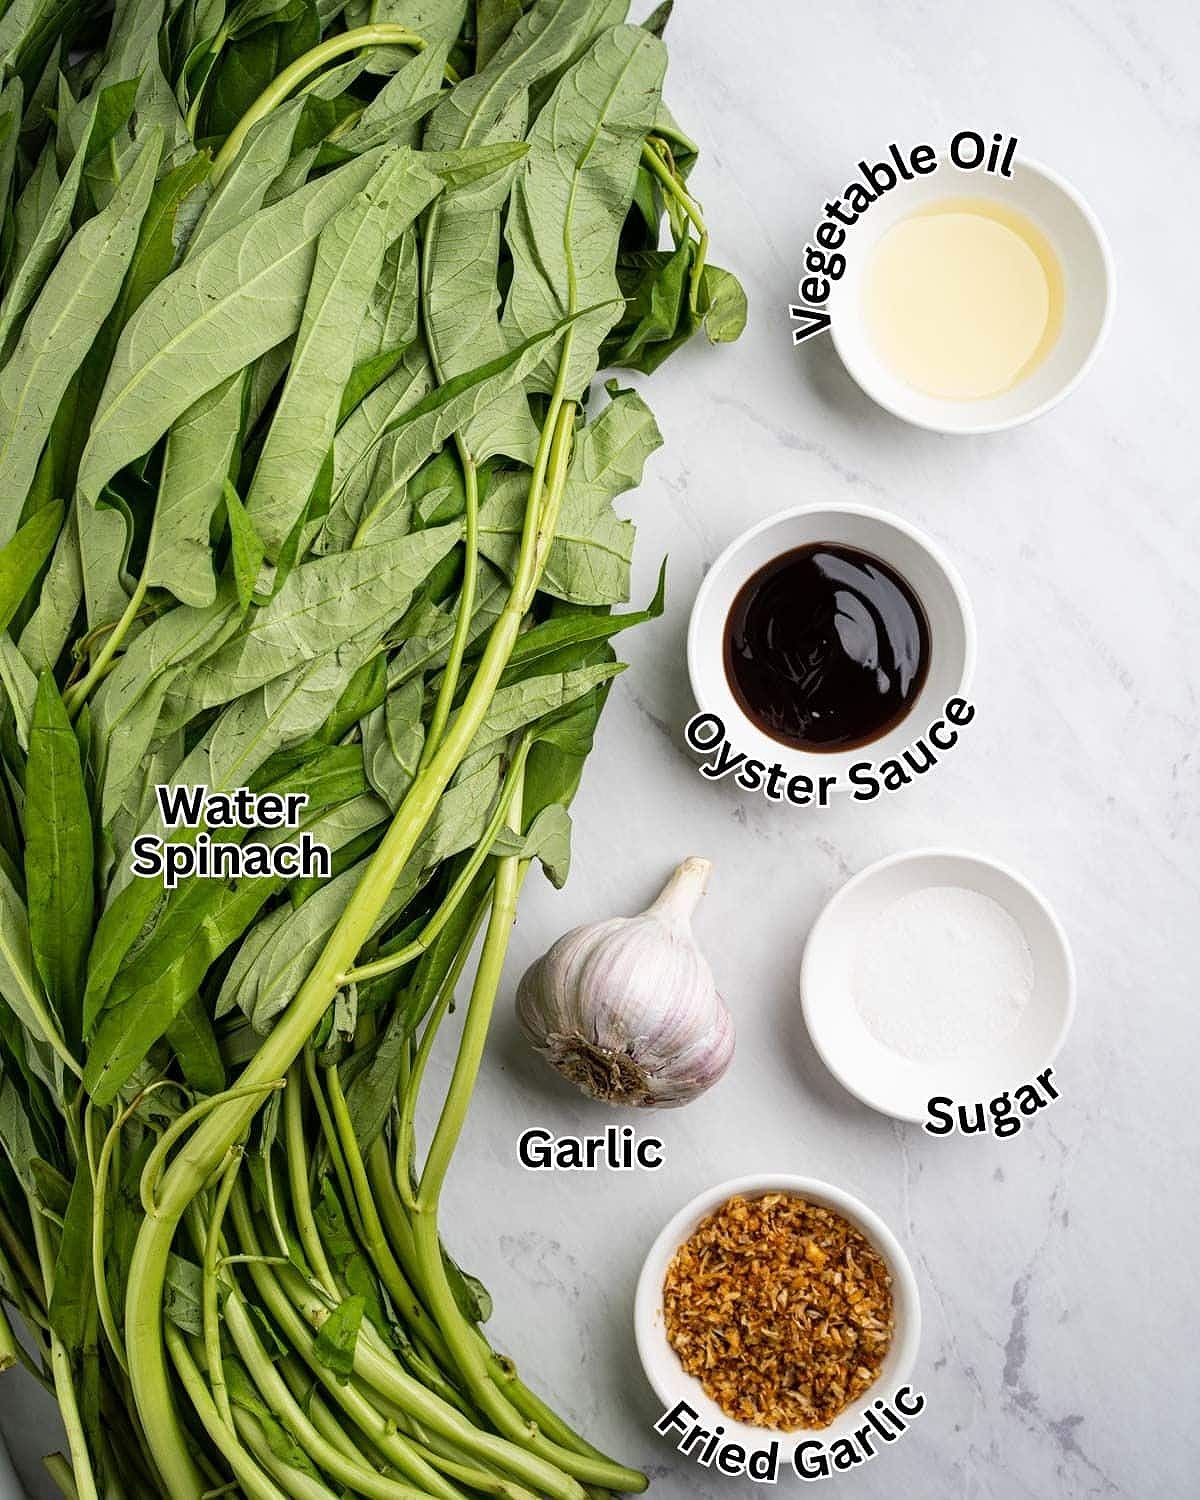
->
(864, 197), (1064, 401)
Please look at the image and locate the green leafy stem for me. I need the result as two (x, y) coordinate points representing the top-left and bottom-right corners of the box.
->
(211, 26), (433, 185)
(641, 135), (709, 315)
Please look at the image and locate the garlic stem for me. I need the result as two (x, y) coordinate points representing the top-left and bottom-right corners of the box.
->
(648, 856), (712, 922)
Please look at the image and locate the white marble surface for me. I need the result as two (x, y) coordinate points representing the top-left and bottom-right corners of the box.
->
(5, 1), (1200, 1496)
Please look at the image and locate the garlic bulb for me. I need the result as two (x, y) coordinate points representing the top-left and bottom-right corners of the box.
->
(516, 857), (734, 1108)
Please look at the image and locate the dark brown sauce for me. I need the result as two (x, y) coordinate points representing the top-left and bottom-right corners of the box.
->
(723, 543), (930, 752)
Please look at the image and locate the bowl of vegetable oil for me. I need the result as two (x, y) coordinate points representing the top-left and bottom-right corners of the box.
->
(830, 155), (1113, 434)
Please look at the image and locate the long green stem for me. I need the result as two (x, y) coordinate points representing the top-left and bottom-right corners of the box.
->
(211, 26), (427, 184)
(420, 448), (479, 767)
(0, 1204), (45, 1308)
(86, 1103), (128, 1372)
(33, 1211), (100, 1500)
(231, 1409), (340, 1500)
(89, 1084), (191, 1374)
(0, 1299), (19, 1370)
(416, 800), (522, 1215)
(0, 1219), (49, 1335)
(164, 1327), (288, 1500)
(322, 1064), (447, 1365)
(367, 1090), (608, 1476)
(140, 1082), (284, 1216)
(64, 572), (147, 720)
(202, 1152), (243, 1428)
(44, 1455), (81, 1500)
(228, 1190), (502, 1500)
(268, 1259), (579, 1500)
(284, 1065), (338, 1297)
(641, 138), (709, 315)
(303, 1050), (367, 1244)
(393, 909), (482, 1211)
(344, 736), (532, 986)
(222, 1293), (439, 1500)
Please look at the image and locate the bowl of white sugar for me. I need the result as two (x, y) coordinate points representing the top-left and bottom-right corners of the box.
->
(801, 849), (1075, 1123)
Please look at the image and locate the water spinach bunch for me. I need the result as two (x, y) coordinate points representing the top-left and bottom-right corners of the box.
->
(0, 0), (745, 1496)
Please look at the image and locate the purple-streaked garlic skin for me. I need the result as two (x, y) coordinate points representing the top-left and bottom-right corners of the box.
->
(516, 857), (734, 1108)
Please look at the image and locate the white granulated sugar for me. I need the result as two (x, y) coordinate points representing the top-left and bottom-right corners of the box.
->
(852, 885), (1034, 1062)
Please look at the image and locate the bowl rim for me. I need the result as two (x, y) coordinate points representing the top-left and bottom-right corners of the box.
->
(800, 846), (1078, 1121)
(829, 153), (1116, 435)
(634, 1173), (922, 1449)
(685, 502), (977, 781)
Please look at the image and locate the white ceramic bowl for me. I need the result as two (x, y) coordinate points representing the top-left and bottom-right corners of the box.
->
(687, 504), (974, 786)
(801, 849), (1076, 1123)
(635, 1175), (921, 1450)
(829, 155), (1114, 434)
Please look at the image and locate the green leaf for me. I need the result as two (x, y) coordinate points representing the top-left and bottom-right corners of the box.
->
(420, 139), (530, 190)
(0, 79), (138, 362)
(16, 511), (81, 674)
(475, 0), (523, 68)
(479, 386), (662, 604)
(603, 241), (691, 368)
(66, 147), (216, 493)
(0, 861), (64, 1061)
(493, 802), (572, 887)
(0, 633), (37, 746)
(165, 990), (226, 1095)
(698, 262), (748, 345)
(604, 251), (747, 372)
(389, 558), (507, 685)
(0, 129), (162, 547)
(204, 0), (319, 137)
(505, 556), (666, 676)
(71, 0), (188, 159)
(642, 0), (673, 36)
(353, 229), (420, 372)
(187, 96), (308, 257)
(421, 0), (628, 463)
(334, 42), (450, 156)
(442, 1249), (492, 1325)
(25, 672), (94, 1048)
(226, 0), (311, 41)
(0, 1078), (38, 1196)
(0, 500), (63, 633)
(362, 677), (424, 810)
(465, 661), (623, 765)
(92, 588), (242, 830)
(225, 1355), (323, 1478)
(78, 147), (432, 510)
(343, 307), (601, 550)
(48, 1165), (94, 1348)
(521, 665), (615, 841)
(500, 24), (667, 397)
(8, 145), (59, 287)
(321, 653), (388, 745)
(245, 150), (441, 558)
(180, 523), (462, 715)
(0, 79), (24, 273)
(86, 766), (378, 1103)
(144, 372), (248, 609)
(312, 1293), (365, 1383)
(373, 0), (467, 45)
(163, 1252), (205, 1336)
(224, 480), (266, 613)
(326, 343), (432, 540)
